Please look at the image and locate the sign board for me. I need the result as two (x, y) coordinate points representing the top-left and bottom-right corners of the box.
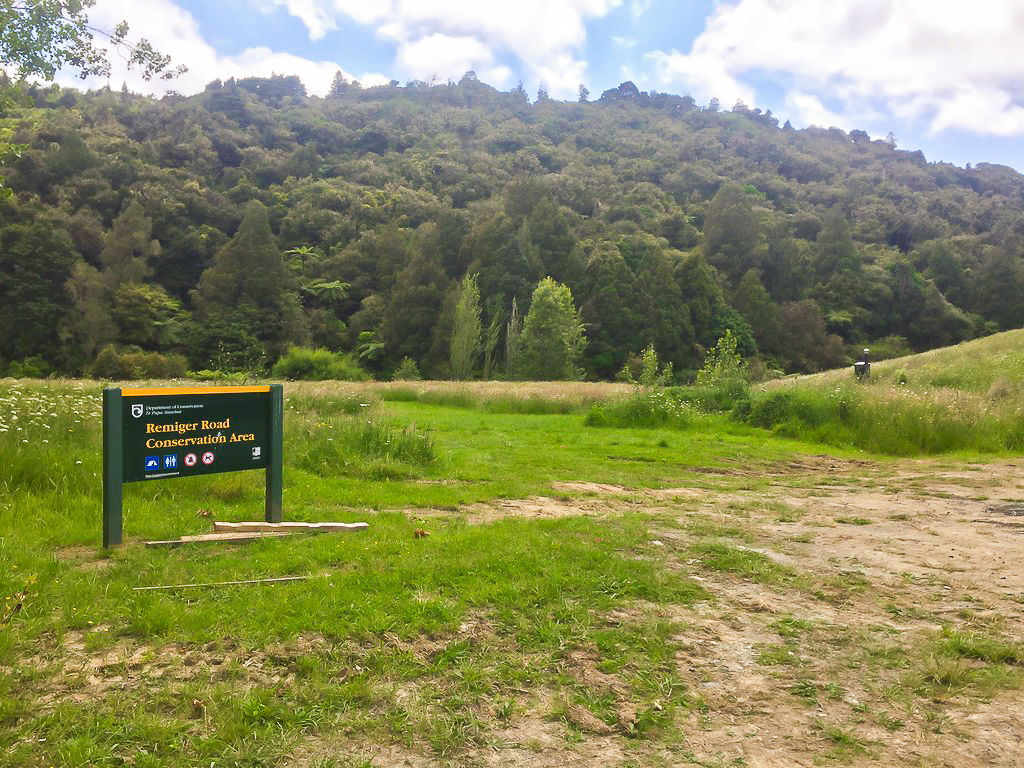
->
(102, 385), (283, 548)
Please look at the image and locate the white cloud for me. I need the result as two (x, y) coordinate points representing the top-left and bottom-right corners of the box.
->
(55, 0), (387, 96)
(645, 0), (1024, 137)
(784, 92), (846, 129)
(270, 0), (338, 40)
(481, 66), (514, 88)
(274, 0), (621, 98)
(395, 34), (495, 83)
(269, 0), (394, 36)
(630, 0), (651, 19)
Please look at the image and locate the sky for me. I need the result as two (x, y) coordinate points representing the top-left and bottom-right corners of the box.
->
(56, 0), (1024, 173)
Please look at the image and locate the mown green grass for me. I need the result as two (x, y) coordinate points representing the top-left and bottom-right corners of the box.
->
(3, 374), (1023, 766)
(1, 378), (798, 766)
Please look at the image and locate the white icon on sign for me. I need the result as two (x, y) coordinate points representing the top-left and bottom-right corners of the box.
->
(184, 453), (198, 467)
(131, 404), (144, 418)
(201, 451), (215, 465)
(252, 446), (261, 459)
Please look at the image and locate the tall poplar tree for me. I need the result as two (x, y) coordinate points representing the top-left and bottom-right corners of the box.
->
(505, 296), (522, 377)
(450, 273), (482, 380)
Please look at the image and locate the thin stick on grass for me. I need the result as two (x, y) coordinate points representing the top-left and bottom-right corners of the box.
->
(132, 575), (320, 591)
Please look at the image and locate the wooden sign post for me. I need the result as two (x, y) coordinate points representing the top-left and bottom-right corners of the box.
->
(102, 385), (284, 548)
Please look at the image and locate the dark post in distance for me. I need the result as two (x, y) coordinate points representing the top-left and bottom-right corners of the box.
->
(854, 348), (870, 379)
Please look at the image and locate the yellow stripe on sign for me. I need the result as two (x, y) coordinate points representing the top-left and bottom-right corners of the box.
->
(121, 386), (272, 396)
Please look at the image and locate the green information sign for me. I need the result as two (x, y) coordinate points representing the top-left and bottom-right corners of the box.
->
(102, 385), (284, 548)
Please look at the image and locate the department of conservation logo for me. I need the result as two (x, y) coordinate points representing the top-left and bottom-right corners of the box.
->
(131, 404), (144, 418)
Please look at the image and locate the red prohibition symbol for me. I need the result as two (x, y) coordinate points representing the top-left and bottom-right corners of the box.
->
(201, 451), (215, 465)
(184, 453), (198, 467)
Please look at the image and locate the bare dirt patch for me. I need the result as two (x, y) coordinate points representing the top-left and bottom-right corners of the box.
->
(450, 455), (1024, 767)
(677, 460), (1024, 767)
(54, 546), (113, 571)
(26, 632), (335, 710)
(551, 481), (633, 495)
(456, 495), (631, 524)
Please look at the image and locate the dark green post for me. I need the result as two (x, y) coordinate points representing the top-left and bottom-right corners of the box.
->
(102, 388), (123, 548)
(265, 384), (284, 523)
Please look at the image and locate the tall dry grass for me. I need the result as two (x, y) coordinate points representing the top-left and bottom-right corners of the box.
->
(286, 380), (637, 413)
(745, 330), (1024, 454)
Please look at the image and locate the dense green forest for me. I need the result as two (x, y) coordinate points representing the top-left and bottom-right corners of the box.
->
(2, 71), (1024, 380)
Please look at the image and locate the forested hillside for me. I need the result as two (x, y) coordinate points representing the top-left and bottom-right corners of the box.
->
(2, 71), (1024, 380)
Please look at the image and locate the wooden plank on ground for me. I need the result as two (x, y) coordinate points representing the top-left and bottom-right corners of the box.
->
(213, 521), (369, 533)
(144, 531), (295, 548)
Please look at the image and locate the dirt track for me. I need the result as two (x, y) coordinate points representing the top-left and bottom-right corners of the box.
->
(446, 457), (1024, 767)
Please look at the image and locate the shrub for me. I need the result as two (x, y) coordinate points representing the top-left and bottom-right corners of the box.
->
(638, 344), (673, 388)
(693, 330), (750, 412)
(187, 369), (248, 382)
(185, 308), (266, 373)
(392, 357), (423, 381)
(868, 335), (912, 361)
(4, 356), (53, 378)
(745, 389), (840, 430)
(90, 346), (187, 380)
(271, 347), (369, 381)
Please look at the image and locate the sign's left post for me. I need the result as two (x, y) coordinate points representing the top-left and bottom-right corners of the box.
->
(102, 388), (124, 548)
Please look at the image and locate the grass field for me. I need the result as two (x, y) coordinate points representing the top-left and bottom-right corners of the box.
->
(2, 347), (1024, 767)
(746, 329), (1024, 455)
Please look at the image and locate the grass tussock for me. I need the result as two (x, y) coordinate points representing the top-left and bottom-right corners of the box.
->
(689, 541), (798, 586)
(584, 389), (696, 428)
(285, 396), (435, 478)
(740, 382), (1024, 455)
(729, 329), (1024, 456)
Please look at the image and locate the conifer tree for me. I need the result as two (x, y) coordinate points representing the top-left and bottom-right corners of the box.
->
(98, 201), (158, 289)
(733, 268), (782, 355)
(0, 217), (79, 366)
(579, 241), (643, 377)
(703, 182), (761, 285)
(192, 200), (307, 363)
(380, 233), (447, 367)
